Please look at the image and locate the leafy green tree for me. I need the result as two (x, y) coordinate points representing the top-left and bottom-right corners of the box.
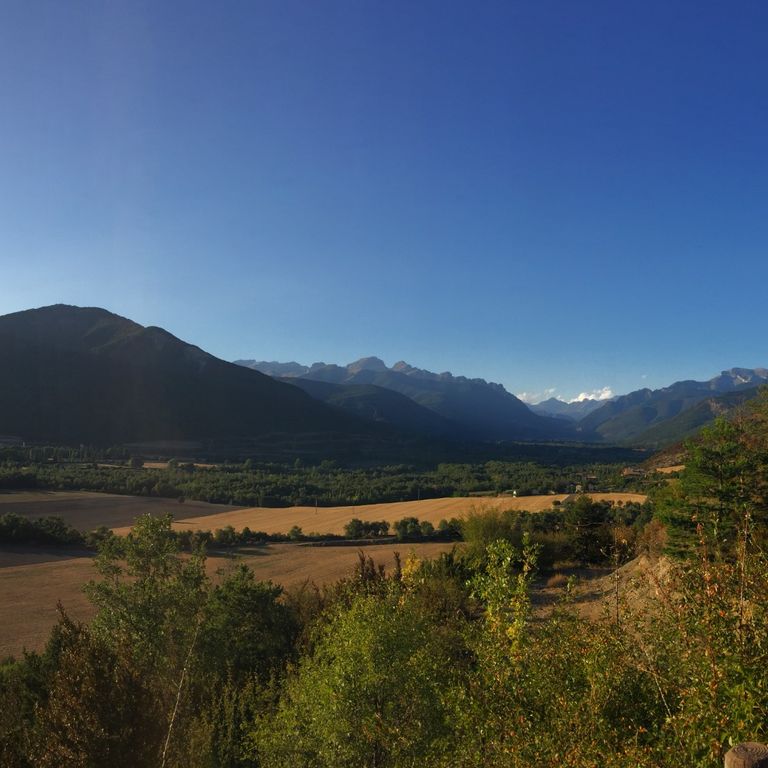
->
(343, 518), (364, 538)
(419, 520), (435, 537)
(393, 516), (422, 541)
(30, 612), (161, 768)
(85, 514), (208, 674)
(562, 496), (612, 563)
(287, 525), (303, 541)
(254, 593), (461, 767)
(198, 565), (296, 684)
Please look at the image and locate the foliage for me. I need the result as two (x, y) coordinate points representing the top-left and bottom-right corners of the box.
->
(0, 450), (637, 508)
(6, 399), (768, 766)
(0, 513), (83, 547)
(253, 591), (463, 767)
(343, 518), (389, 538)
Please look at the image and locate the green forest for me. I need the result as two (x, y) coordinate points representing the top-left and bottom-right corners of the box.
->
(0, 450), (652, 508)
(1, 394), (767, 767)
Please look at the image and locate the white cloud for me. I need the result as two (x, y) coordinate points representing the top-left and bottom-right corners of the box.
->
(568, 386), (614, 403)
(517, 387), (557, 404)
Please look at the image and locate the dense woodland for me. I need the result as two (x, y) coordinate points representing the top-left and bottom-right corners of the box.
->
(1, 394), (767, 767)
(0, 449), (652, 507)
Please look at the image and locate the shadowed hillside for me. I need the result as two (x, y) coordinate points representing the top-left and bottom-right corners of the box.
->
(0, 305), (377, 445)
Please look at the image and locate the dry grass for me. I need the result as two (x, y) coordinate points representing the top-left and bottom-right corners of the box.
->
(165, 493), (648, 537)
(0, 490), (647, 657)
(655, 464), (685, 474)
(0, 549), (95, 659)
(207, 541), (456, 590)
(0, 490), (101, 504)
(545, 572), (570, 589)
(0, 541), (457, 658)
(532, 554), (675, 622)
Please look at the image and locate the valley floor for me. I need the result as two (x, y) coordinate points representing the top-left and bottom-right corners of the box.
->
(0, 489), (647, 658)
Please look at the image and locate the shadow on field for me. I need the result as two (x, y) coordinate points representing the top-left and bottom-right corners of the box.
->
(0, 546), (94, 568)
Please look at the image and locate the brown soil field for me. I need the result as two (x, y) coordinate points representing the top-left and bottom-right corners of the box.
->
(0, 541), (456, 658)
(0, 491), (243, 531)
(655, 464), (685, 474)
(163, 493), (648, 537)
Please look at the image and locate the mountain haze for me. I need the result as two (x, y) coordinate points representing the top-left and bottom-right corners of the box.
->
(280, 378), (463, 439)
(581, 368), (768, 444)
(237, 357), (584, 442)
(530, 397), (609, 421)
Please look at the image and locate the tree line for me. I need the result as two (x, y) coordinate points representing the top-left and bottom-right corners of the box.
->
(0, 456), (648, 508)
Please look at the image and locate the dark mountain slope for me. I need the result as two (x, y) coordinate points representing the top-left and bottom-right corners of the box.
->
(631, 387), (764, 448)
(281, 378), (463, 438)
(580, 369), (768, 444)
(0, 305), (374, 445)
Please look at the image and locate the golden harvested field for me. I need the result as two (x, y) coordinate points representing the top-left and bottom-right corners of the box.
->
(0, 490), (646, 657)
(655, 465), (685, 474)
(0, 549), (96, 658)
(207, 541), (455, 591)
(0, 491), (99, 504)
(0, 541), (455, 658)
(165, 493), (648, 537)
(0, 491), (242, 531)
(0, 491), (647, 536)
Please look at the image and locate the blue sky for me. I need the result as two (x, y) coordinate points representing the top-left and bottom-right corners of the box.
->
(1, 1), (766, 402)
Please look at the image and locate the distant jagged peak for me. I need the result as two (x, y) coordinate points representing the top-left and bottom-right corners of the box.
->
(392, 360), (417, 374)
(237, 354), (513, 393)
(235, 360), (310, 377)
(346, 356), (388, 374)
(717, 367), (768, 383)
(390, 360), (444, 380)
(389, 360), (507, 391)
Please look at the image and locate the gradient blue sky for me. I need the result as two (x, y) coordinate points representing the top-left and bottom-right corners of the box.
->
(1, 1), (766, 402)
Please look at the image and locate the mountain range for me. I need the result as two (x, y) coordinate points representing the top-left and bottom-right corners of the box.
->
(1, 305), (764, 454)
(234, 357), (582, 442)
(529, 397), (608, 421)
(580, 367), (768, 445)
(240, 358), (768, 449)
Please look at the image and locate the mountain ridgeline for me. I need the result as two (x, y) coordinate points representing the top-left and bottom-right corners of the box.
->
(240, 358), (768, 449)
(579, 367), (768, 445)
(235, 357), (584, 442)
(1, 305), (764, 453)
(0, 305), (381, 448)
(0, 306), (580, 455)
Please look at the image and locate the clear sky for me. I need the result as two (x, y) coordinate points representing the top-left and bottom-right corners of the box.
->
(1, 1), (766, 402)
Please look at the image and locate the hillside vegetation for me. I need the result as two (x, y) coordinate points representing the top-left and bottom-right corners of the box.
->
(2, 393), (768, 766)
